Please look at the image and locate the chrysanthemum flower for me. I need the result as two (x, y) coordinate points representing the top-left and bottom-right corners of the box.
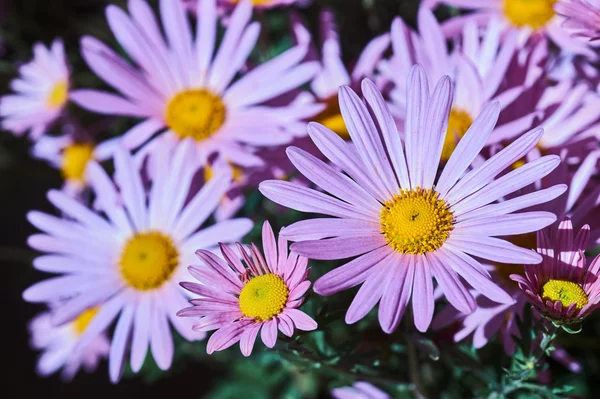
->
(297, 9), (389, 140)
(379, 10), (536, 159)
(23, 141), (253, 382)
(29, 307), (109, 381)
(432, 0), (598, 57)
(331, 381), (390, 399)
(0, 39), (69, 140)
(511, 218), (600, 325)
(177, 221), (317, 356)
(31, 133), (120, 196)
(260, 64), (566, 333)
(72, 0), (320, 168)
(555, 0), (600, 41)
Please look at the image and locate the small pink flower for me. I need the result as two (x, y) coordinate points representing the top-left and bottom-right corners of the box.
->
(178, 221), (317, 356)
(556, 0), (600, 41)
(511, 218), (600, 324)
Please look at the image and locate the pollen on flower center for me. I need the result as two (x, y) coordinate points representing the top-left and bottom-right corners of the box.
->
(72, 307), (99, 335)
(47, 81), (68, 108)
(503, 0), (556, 29)
(380, 188), (454, 254)
(61, 143), (94, 182)
(542, 279), (589, 310)
(442, 108), (473, 161)
(239, 274), (289, 322)
(165, 89), (226, 141)
(119, 231), (179, 291)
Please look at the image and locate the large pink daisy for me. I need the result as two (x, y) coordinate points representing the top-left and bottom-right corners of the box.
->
(260, 64), (565, 333)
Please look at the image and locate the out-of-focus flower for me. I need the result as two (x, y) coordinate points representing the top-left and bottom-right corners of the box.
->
(260, 65), (565, 333)
(379, 10), (537, 160)
(555, 0), (600, 41)
(29, 307), (109, 381)
(31, 133), (120, 197)
(23, 142), (253, 382)
(72, 0), (321, 168)
(178, 221), (317, 356)
(297, 9), (390, 140)
(511, 218), (600, 325)
(0, 39), (69, 140)
(428, 0), (597, 57)
(182, 0), (306, 12)
(331, 381), (390, 399)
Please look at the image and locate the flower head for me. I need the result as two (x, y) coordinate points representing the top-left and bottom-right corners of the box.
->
(555, 0), (600, 41)
(29, 307), (109, 381)
(23, 141), (253, 382)
(511, 218), (600, 325)
(0, 39), (69, 140)
(260, 64), (566, 333)
(73, 0), (321, 168)
(178, 221), (317, 356)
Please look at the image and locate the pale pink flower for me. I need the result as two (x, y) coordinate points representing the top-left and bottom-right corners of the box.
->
(556, 0), (600, 41)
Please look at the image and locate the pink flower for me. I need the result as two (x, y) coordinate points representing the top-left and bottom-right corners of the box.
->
(428, 0), (598, 58)
(178, 221), (317, 356)
(29, 307), (109, 381)
(555, 0), (600, 41)
(72, 0), (321, 167)
(511, 218), (600, 324)
(0, 39), (69, 140)
(260, 65), (565, 333)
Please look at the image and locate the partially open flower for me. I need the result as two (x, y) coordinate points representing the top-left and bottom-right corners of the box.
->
(177, 221), (317, 356)
(511, 218), (600, 325)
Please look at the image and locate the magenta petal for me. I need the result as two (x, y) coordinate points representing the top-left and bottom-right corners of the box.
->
(286, 309), (317, 331)
(260, 319), (278, 348)
(239, 325), (261, 357)
(345, 263), (389, 324)
(412, 256), (434, 332)
(291, 235), (386, 260)
(206, 321), (249, 354)
(314, 246), (392, 296)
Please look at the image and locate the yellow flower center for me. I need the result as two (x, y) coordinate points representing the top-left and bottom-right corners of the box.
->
(380, 188), (454, 254)
(494, 232), (536, 283)
(119, 232), (179, 291)
(314, 96), (349, 140)
(504, 0), (556, 29)
(204, 162), (243, 184)
(239, 274), (289, 322)
(542, 279), (589, 310)
(442, 108), (473, 161)
(72, 307), (99, 335)
(61, 143), (94, 182)
(46, 81), (68, 108)
(165, 89), (226, 141)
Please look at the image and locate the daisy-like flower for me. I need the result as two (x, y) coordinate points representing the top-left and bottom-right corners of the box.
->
(428, 0), (597, 57)
(260, 64), (566, 333)
(73, 0), (321, 168)
(23, 141), (253, 382)
(29, 307), (109, 381)
(31, 133), (120, 196)
(378, 10), (535, 160)
(511, 218), (600, 325)
(297, 9), (390, 140)
(331, 381), (390, 399)
(177, 221), (317, 356)
(0, 39), (69, 140)
(555, 0), (600, 41)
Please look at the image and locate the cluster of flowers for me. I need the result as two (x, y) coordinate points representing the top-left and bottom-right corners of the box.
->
(3, 0), (600, 394)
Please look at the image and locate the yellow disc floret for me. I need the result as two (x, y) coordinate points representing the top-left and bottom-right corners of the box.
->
(119, 231), (179, 291)
(47, 81), (69, 108)
(504, 0), (556, 29)
(442, 108), (473, 161)
(239, 274), (289, 322)
(380, 188), (454, 254)
(542, 279), (589, 310)
(165, 89), (226, 141)
(61, 143), (94, 182)
(314, 96), (349, 140)
(72, 307), (99, 335)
